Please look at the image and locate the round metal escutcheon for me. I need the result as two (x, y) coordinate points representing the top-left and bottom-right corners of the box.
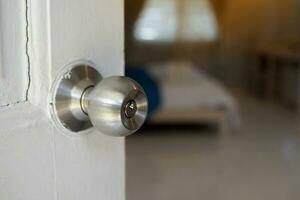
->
(50, 62), (102, 133)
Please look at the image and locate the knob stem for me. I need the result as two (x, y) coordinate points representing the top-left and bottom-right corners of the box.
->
(80, 86), (94, 115)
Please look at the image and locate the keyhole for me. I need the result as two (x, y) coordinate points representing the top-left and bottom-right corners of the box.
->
(124, 100), (137, 118)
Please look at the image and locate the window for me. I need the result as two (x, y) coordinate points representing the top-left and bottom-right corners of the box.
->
(134, 0), (219, 42)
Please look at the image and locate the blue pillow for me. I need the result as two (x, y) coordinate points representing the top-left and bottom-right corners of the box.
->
(126, 66), (161, 118)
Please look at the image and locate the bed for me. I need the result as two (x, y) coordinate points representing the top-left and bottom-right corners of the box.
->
(126, 61), (241, 135)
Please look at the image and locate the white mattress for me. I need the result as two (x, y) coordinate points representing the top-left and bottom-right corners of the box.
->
(148, 61), (241, 129)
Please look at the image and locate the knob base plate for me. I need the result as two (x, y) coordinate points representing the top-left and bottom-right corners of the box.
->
(50, 63), (102, 133)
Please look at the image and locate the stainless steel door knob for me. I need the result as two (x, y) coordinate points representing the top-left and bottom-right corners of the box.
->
(82, 76), (148, 136)
(50, 63), (148, 136)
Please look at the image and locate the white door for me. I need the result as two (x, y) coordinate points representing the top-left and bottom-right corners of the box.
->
(0, 0), (138, 199)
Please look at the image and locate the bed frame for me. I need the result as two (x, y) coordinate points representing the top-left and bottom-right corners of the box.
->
(149, 110), (230, 137)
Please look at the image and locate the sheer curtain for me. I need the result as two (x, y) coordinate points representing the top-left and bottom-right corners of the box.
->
(125, 0), (146, 42)
(134, 0), (219, 42)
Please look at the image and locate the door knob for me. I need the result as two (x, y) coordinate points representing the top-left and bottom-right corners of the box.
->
(82, 76), (148, 136)
(50, 62), (148, 136)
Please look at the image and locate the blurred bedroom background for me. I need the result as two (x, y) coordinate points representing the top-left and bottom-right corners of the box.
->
(125, 0), (300, 199)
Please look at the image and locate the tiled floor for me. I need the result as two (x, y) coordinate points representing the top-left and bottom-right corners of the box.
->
(126, 96), (300, 200)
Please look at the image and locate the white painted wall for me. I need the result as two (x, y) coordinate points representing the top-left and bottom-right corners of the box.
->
(0, 0), (125, 200)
